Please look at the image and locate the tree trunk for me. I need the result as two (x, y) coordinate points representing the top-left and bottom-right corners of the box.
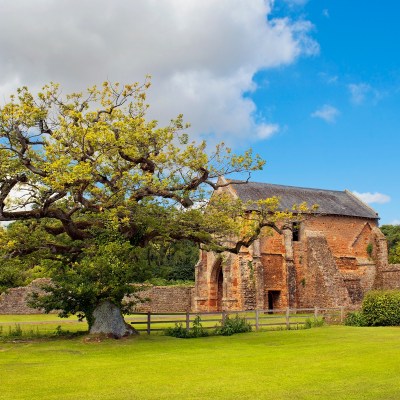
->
(89, 300), (138, 338)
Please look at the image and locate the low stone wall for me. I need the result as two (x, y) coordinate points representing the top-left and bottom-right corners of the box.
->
(379, 264), (400, 290)
(0, 281), (195, 314)
(134, 286), (195, 312)
(0, 279), (50, 314)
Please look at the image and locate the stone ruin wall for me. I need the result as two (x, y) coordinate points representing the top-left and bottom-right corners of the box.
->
(296, 232), (352, 308)
(376, 264), (400, 290)
(133, 286), (194, 313)
(2, 216), (399, 315)
(0, 279), (50, 314)
(0, 280), (195, 314)
(293, 216), (383, 308)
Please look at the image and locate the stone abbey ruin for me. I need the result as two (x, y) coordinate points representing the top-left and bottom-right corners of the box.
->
(194, 179), (400, 312)
(2, 179), (400, 314)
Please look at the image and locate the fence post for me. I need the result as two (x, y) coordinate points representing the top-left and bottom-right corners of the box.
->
(186, 311), (190, 333)
(147, 311), (151, 335)
(314, 306), (318, 323)
(255, 309), (259, 331)
(340, 306), (345, 324)
(286, 307), (290, 330)
(222, 310), (227, 325)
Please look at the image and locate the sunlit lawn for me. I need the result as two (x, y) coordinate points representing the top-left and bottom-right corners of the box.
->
(1, 325), (400, 400)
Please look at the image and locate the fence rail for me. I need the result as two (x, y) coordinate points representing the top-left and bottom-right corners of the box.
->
(127, 306), (347, 334)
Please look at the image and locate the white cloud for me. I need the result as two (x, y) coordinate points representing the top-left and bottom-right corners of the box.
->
(0, 184), (35, 227)
(348, 83), (372, 105)
(352, 191), (391, 204)
(390, 219), (400, 226)
(256, 123), (280, 139)
(311, 104), (340, 123)
(0, 0), (318, 144)
(348, 82), (384, 105)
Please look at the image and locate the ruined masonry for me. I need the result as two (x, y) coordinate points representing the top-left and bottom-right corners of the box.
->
(194, 179), (400, 311)
(2, 179), (400, 314)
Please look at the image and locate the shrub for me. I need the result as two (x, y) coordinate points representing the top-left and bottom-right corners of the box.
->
(361, 290), (400, 326)
(7, 324), (23, 338)
(304, 317), (325, 329)
(191, 316), (209, 338)
(165, 323), (189, 338)
(366, 243), (373, 257)
(344, 311), (368, 327)
(215, 315), (252, 336)
(165, 316), (208, 339)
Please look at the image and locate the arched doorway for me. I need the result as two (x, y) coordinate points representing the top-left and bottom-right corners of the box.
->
(217, 267), (224, 311)
(209, 258), (225, 311)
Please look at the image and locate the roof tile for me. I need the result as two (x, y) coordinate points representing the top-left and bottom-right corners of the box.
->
(229, 180), (378, 219)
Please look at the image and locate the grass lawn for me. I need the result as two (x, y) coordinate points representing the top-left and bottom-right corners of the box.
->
(1, 325), (400, 400)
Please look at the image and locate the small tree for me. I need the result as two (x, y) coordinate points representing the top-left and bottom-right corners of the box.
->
(381, 225), (400, 263)
(0, 80), (294, 337)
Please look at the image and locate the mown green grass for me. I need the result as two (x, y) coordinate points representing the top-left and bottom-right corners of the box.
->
(1, 325), (400, 400)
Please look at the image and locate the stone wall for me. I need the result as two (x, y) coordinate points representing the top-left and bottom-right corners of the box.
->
(377, 264), (400, 290)
(0, 281), (195, 314)
(301, 216), (377, 258)
(133, 286), (194, 312)
(0, 279), (50, 314)
(297, 231), (352, 308)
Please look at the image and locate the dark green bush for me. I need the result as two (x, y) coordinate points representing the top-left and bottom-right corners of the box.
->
(165, 323), (190, 338)
(165, 316), (208, 339)
(165, 314), (252, 338)
(344, 311), (368, 327)
(215, 315), (252, 336)
(361, 290), (400, 326)
(304, 317), (325, 329)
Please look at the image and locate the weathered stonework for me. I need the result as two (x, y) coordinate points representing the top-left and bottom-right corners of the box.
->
(133, 286), (194, 312)
(194, 180), (396, 311)
(375, 264), (400, 290)
(2, 181), (398, 315)
(0, 282), (195, 314)
(0, 278), (50, 314)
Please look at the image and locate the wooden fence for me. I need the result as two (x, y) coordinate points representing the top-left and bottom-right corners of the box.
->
(127, 306), (347, 334)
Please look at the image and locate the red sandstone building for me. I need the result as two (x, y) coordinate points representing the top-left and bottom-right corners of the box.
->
(194, 179), (394, 312)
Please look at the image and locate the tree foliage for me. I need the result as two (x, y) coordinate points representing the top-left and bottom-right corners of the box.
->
(0, 222), (198, 293)
(144, 240), (198, 282)
(0, 80), (297, 331)
(380, 225), (400, 264)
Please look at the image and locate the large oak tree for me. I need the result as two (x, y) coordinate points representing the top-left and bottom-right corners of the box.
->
(0, 80), (293, 337)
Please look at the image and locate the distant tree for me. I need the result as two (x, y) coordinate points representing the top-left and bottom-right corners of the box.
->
(381, 225), (400, 264)
(0, 222), (49, 292)
(0, 80), (295, 337)
(146, 240), (198, 281)
(0, 223), (198, 292)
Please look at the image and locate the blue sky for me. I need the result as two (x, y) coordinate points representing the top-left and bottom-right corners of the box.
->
(247, 0), (400, 225)
(0, 0), (398, 225)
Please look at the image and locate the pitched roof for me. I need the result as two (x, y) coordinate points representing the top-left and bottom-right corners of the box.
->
(227, 180), (379, 219)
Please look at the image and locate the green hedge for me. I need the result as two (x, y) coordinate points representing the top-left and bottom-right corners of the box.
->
(361, 290), (400, 326)
(344, 311), (367, 327)
(345, 290), (400, 327)
(165, 315), (251, 339)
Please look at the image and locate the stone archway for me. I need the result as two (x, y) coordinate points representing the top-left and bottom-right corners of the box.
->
(209, 258), (224, 311)
(216, 267), (224, 311)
